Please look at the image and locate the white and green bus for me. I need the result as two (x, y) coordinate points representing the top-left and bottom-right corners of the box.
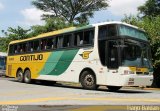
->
(7, 22), (153, 91)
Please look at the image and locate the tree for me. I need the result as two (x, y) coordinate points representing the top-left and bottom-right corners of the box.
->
(32, 0), (108, 24)
(30, 17), (74, 37)
(0, 26), (31, 52)
(138, 0), (160, 18)
(0, 37), (8, 52)
(6, 26), (31, 40)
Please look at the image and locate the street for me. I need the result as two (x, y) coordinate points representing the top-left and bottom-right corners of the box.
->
(0, 76), (160, 106)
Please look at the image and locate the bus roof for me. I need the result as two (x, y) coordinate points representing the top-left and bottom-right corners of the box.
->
(9, 21), (144, 45)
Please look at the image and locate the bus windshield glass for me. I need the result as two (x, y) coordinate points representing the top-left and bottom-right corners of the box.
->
(119, 25), (148, 41)
(121, 40), (152, 69)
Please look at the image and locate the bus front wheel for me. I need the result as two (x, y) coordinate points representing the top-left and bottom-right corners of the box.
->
(17, 70), (24, 82)
(107, 86), (122, 91)
(24, 70), (32, 84)
(80, 71), (98, 90)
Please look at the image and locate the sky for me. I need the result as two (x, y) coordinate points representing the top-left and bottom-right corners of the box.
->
(0, 0), (147, 37)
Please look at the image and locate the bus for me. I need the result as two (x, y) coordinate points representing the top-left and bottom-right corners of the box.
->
(0, 52), (7, 76)
(6, 22), (153, 91)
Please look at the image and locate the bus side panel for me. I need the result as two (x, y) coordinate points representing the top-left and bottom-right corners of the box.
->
(37, 48), (108, 85)
(6, 52), (51, 79)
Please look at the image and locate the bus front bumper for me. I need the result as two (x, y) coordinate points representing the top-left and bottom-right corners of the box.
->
(106, 74), (153, 87)
(120, 75), (153, 87)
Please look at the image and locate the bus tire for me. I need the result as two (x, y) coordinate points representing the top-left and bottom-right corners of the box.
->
(24, 69), (32, 84)
(80, 71), (98, 90)
(107, 86), (122, 91)
(16, 69), (24, 82)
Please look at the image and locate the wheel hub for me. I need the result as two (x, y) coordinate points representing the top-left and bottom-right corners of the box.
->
(84, 74), (94, 86)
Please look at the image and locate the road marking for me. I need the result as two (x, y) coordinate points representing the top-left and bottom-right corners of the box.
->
(71, 106), (126, 111)
(0, 97), (67, 105)
(0, 97), (160, 105)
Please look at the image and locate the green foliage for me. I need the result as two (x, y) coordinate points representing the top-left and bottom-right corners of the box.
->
(30, 17), (76, 37)
(0, 26), (31, 52)
(0, 37), (8, 52)
(30, 17), (89, 37)
(138, 0), (160, 18)
(32, 0), (108, 24)
(6, 26), (31, 40)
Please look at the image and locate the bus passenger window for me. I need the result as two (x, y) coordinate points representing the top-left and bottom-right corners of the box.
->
(17, 45), (21, 53)
(57, 36), (63, 48)
(63, 34), (71, 47)
(33, 41), (40, 51)
(74, 32), (83, 46)
(19, 43), (27, 53)
(14, 45), (18, 54)
(28, 42), (34, 52)
(52, 38), (57, 49)
(46, 38), (54, 50)
(84, 30), (94, 45)
(41, 39), (47, 50)
(9, 45), (14, 55)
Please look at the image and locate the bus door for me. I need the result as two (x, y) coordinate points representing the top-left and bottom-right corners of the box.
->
(106, 40), (119, 69)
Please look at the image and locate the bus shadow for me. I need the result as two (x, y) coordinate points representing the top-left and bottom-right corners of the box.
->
(9, 79), (152, 94)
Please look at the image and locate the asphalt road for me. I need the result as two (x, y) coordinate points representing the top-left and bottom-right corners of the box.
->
(0, 76), (160, 106)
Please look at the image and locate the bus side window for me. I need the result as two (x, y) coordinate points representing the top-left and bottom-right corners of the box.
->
(14, 45), (18, 54)
(28, 42), (33, 52)
(57, 36), (63, 48)
(74, 32), (83, 46)
(19, 43), (26, 53)
(17, 45), (21, 53)
(33, 40), (40, 51)
(41, 39), (47, 50)
(52, 37), (57, 49)
(46, 38), (54, 50)
(84, 30), (94, 45)
(19, 44), (23, 53)
(9, 45), (14, 55)
(63, 34), (72, 47)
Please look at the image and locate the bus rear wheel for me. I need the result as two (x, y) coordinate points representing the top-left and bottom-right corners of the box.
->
(24, 70), (32, 84)
(107, 86), (122, 91)
(17, 70), (24, 82)
(80, 71), (98, 90)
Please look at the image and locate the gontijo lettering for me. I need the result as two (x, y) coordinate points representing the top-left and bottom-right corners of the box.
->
(20, 54), (43, 61)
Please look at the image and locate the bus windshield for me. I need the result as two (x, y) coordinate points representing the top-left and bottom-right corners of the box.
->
(121, 40), (152, 69)
(119, 25), (148, 41)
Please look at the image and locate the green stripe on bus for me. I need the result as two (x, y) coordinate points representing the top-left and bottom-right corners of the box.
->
(39, 51), (63, 75)
(39, 49), (79, 76)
